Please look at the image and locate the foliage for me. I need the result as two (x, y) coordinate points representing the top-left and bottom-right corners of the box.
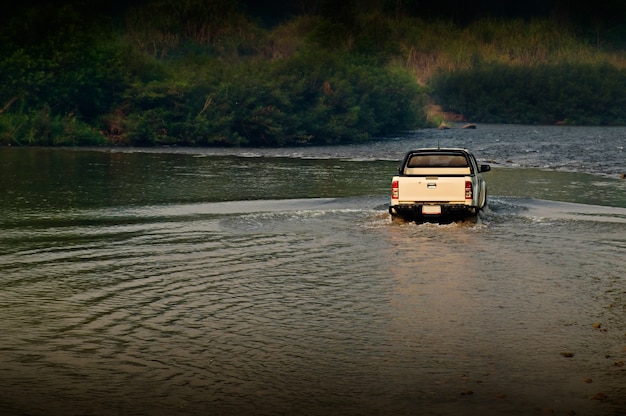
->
(0, 3), (133, 118)
(431, 63), (626, 125)
(118, 51), (427, 146)
(0, 106), (106, 146)
(124, 0), (263, 59)
(2, 1), (626, 147)
(0, 1), (145, 145)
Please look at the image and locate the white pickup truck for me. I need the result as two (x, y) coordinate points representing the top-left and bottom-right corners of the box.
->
(389, 148), (491, 221)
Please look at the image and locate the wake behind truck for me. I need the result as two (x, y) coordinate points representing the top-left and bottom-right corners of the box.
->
(389, 148), (491, 221)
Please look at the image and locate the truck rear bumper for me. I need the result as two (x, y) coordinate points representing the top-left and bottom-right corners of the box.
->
(389, 203), (476, 220)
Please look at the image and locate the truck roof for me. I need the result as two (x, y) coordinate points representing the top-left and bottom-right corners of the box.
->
(406, 148), (469, 153)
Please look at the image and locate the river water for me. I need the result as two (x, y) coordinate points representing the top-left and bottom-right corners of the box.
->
(1, 124), (625, 415)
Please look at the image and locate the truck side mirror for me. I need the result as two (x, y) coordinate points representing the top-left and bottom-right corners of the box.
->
(480, 164), (491, 173)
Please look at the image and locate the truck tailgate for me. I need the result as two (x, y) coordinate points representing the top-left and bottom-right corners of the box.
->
(397, 176), (466, 202)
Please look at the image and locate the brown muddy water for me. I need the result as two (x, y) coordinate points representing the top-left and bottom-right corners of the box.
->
(1, 125), (625, 415)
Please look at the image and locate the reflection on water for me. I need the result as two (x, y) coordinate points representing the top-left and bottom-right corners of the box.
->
(1, 125), (626, 415)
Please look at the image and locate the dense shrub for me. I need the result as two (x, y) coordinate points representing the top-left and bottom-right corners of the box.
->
(0, 2), (143, 146)
(431, 63), (626, 125)
(0, 3), (132, 119)
(119, 51), (427, 146)
(0, 107), (106, 146)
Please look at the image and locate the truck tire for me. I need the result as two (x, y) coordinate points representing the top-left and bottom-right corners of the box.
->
(479, 186), (488, 210)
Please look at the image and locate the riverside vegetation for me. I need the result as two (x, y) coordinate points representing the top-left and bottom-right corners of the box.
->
(1, 0), (626, 146)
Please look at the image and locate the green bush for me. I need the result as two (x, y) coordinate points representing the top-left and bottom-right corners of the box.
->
(120, 51), (427, 146)
(0, 107), (106, 146)
(432, 63), (626, 125)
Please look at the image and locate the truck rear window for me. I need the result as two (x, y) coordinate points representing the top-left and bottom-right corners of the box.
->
(407, 154), (469, 168)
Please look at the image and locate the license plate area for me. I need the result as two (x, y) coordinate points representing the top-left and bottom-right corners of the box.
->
(422, 205), (442, 215)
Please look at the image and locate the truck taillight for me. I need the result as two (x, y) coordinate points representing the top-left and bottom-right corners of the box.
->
(391, 180), (399, 199)
(465, 181), (472, 199)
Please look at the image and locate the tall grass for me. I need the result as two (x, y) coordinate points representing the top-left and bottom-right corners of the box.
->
(123, 5), (626, 81)
(124, 0), (262, 58)
(391, 17), (626, 84)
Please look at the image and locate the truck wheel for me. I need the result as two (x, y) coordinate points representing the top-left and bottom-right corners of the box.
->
(479, 187), (488, 210)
